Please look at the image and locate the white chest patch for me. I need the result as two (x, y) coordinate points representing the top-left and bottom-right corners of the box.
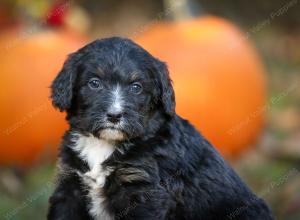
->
(72, 133), (115, 220)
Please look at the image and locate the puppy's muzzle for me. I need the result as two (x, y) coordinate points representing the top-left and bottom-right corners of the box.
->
(100, 109), (126, 141)
(99, 128), (125, 141)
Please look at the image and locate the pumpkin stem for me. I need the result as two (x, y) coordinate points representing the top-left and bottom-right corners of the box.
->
(163, 0), (202, 20)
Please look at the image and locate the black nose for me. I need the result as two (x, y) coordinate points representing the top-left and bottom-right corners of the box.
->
(106, 112), (123, 123)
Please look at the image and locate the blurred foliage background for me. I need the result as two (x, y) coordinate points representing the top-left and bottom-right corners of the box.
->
(0, 0), (299, 219)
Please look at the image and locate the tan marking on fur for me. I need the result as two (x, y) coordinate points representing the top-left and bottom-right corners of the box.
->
(97, 66), (105, 76)
(117, 167), (150, 183)
(100, 128), (124, 141)
(130, 72), (140, 81)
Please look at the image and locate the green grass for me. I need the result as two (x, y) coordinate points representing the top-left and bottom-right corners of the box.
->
(0, 164), (55, 220)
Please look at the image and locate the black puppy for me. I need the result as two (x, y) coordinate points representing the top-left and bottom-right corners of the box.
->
(48, 37), (274, 220)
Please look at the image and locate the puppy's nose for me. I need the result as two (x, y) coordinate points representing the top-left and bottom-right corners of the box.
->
(106, 112), (123, 123)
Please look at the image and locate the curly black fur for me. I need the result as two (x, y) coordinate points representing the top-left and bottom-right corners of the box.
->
(48, 37), (274, 220)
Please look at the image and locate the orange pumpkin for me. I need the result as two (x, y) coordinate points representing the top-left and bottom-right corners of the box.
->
(135, 16), (267, 159)
(0, 29), (87, 166)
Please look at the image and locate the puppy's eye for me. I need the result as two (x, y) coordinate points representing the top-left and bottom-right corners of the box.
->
(88, 78), (102, 90)
(130, 82), (143, 94)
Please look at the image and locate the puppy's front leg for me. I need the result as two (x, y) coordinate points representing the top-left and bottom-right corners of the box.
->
(113, 187), (172, 220)
(47, 174), (91, 220)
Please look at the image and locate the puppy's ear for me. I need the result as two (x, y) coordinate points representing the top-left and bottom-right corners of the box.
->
(51, 53), (80, 112)
(154, 60), (176, 117)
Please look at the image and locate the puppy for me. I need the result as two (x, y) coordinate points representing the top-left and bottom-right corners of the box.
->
(47, 37), (274, 220)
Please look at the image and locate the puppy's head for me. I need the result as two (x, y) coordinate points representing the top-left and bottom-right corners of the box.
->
(51, 37), (175, 141)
